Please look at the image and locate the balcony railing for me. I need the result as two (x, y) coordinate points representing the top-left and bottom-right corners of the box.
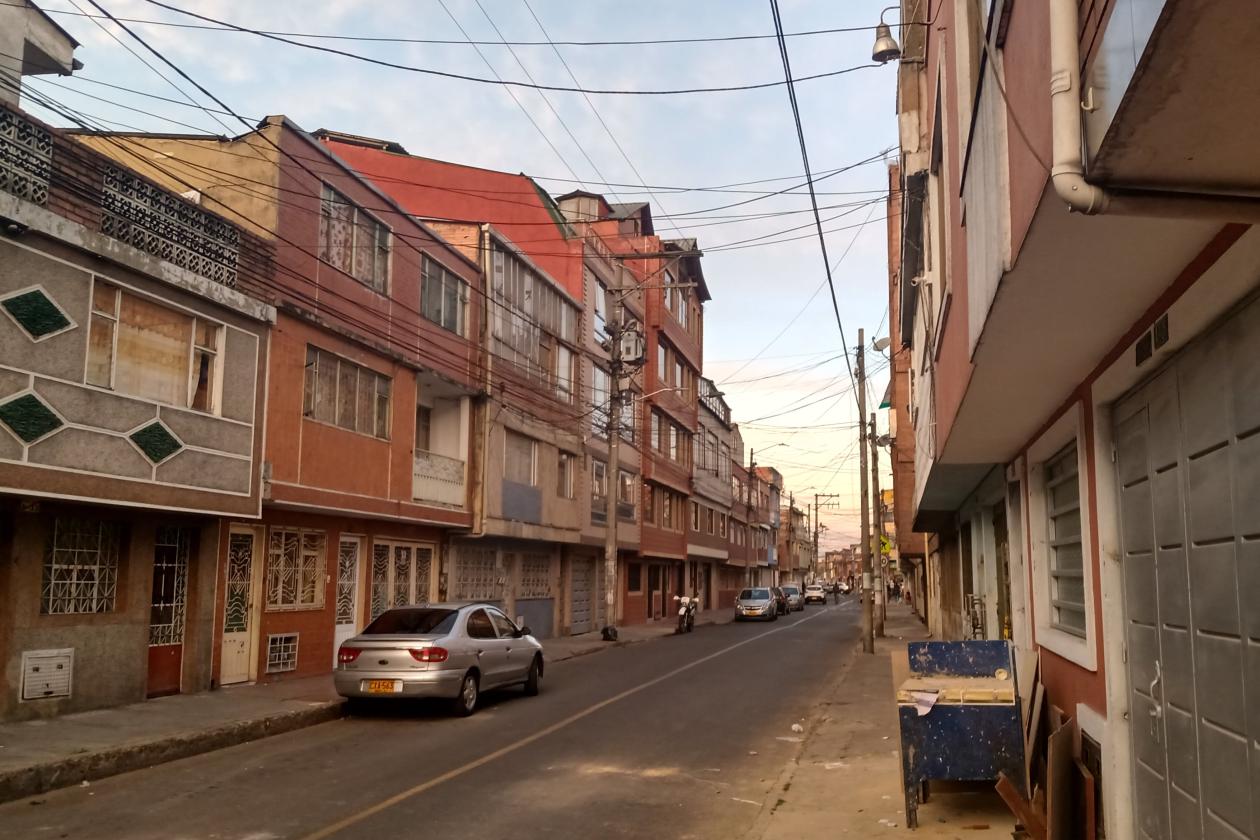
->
(412, 450), (466, 508)
(0, 107), (52, 206)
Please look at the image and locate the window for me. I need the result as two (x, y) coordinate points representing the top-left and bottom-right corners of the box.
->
(556, 345), (574, 403)
(303, 347), (392, 439)
(466, 608), (497, 640)
(691, 501), (700, 531)
(41, 517), (122, 614)
(415, 404), (431, 452)
(87, 280), (224, 413)
(490, 243), (577, 382)
(669, 426), (679, 460)
(421, 255), (466, 335)
(719, 443), (731, 480)
(1045, 442), (1085, 635)
(266, 634), (299, 673)
(593, 278), (608, 339)
(650, 412), (661, 452)
(619, 392), (636, 443)
(719, 514), (728, 537)
(627, 562), (642, 592)
(488, 609), (519, 638)
(660, 488), (674, 530)
(558, 451), (574, 498)
(657, 344), (667, 383)
(706, 508), (715, 535)
(618, 470), (635, 505)
(505, 431), (537, 485)
(266, 528), (326, 610)
(592, 459), (608, 499)
(319, 183), (389, 292)
(591, 365), (611, 437)
(643, 483), (655, 524)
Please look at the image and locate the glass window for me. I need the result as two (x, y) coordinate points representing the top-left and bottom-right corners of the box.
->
(415, 405), (432, 452)
(627, 562), (642, 592)
(592, 459), (608, 498)
(593, 278), (608, 339)
(691, 501), (700, 531)
(466, 608), (497, 640)
(363, 608), (457, 635)
(618, 470), (635, 505)
(303, 346), (391, 439)
(1045, 442), (1086, 635)
(591, 366), (610, 437)
(487, 609), (519, 638)
(556, 345), (574, 403)
(643, 483), (654, 524)
(265, 528), (326, 610)
(421, 255), (466, 335)
(558, 451), (574, 498)
(505, 431), (536, 485)
(319, 183), (389, 292)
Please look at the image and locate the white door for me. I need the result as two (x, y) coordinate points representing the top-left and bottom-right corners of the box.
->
(332, 537), (362, 666)
(220, 528), (262, 685)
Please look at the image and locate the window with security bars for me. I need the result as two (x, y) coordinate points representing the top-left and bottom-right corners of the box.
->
(149, 526), (192, 646)
(519, 553), (553, 598)
(318, 183), (389, 292)
(265, 528), (326, 610)
(1044, 441), (1086, 635)
(266, 633), (299, 673)
(42, 518), (122, 614)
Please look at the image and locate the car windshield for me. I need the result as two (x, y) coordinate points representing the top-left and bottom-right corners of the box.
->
(739, 588), (771, 600)
(362, 608), (458, 635)
(782, 586), (800, 595)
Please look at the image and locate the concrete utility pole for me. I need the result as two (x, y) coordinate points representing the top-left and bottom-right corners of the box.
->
(857, 328), (874, 654)
(746, 449), (757, 587)
(813, 492), (842, 582)
(870, 412), (885, 638)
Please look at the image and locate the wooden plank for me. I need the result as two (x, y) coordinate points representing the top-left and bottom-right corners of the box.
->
(1075, 758), (1097, 840)
(1024, 682), (1045, 789)
(1016, 648), (1039, 729)
(996, 772), (1047, 840)
(1046, 720), (1076, 840)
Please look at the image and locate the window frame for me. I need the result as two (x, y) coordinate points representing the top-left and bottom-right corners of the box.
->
(264, 527), (327, 611)
(504, 430), (538, 487)
(318, 182), (390, 293)
(591, 458), (608, 500)
(1026, 403), (1097, 671)
(558, 450), (575, 499)
(420, 254), (467, 336)
(302, 346), (392, 440)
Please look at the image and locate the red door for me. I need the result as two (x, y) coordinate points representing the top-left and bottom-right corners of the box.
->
(147, 527), (192, 698)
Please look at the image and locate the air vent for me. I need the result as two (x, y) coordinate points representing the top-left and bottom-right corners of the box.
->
(21, 648), (73, 700)
(266, 633), (298, 673)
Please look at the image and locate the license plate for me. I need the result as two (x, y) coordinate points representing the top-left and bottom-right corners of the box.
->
(363, 679), (400, 694)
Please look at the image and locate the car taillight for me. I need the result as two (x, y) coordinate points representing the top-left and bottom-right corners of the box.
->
(410, 647), (449, 663)
(337, 646), (361, 664)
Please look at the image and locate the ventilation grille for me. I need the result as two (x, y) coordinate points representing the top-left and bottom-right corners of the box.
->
(265, 633), (299, 673)
(22, 648), (74, 700)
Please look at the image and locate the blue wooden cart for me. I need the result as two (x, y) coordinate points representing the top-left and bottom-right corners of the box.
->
(896, 639), (1027, 828)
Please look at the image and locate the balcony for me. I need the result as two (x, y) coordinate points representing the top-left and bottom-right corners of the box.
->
(412, 450), (466, 508)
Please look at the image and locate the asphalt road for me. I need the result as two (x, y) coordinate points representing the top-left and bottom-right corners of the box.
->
(0, 599), (861, 840)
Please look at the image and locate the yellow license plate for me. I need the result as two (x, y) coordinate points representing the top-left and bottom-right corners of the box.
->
(364, 679), (398, 694)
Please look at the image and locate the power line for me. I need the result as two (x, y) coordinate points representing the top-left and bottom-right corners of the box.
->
(7, 2), (919, 48)
(138, 0), (886, 97)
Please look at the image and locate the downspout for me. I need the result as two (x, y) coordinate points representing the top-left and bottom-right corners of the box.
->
(1049, 0), (1260, 221)
(470, 223), (493, 538)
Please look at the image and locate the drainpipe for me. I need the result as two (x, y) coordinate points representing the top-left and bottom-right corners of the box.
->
(1048, 0), (1260, 221)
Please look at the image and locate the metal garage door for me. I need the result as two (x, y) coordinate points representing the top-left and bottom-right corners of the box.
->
(570, 558), (596, 635)
(1114, 294), (1260, 840)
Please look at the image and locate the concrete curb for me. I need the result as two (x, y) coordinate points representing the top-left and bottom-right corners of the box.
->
(0, 700), (345, 805)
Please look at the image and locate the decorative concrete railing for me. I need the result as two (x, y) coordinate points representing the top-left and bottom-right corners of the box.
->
(412, 450), (466, 507)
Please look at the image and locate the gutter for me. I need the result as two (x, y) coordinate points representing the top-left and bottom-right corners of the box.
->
(1048, 0), (1260, 222)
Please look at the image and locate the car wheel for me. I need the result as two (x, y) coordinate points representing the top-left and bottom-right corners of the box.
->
(345, 697), (372, 716)
(523, 655), (542, 696)
(452, 671), (479, 717)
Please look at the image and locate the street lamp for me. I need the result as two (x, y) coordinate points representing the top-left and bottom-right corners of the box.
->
(871, 6), (902, 63)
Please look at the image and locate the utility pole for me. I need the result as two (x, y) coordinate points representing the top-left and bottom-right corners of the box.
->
(812, 492), (842, 582)
(746, 449), (757, 587)
(857, 328), (874, 654)
(870, 412), (885, 638)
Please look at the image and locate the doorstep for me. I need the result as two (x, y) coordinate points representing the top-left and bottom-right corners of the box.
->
(0, 674), (343, 804)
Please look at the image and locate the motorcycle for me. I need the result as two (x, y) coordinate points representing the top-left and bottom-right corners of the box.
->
(673, 594), (698, 634)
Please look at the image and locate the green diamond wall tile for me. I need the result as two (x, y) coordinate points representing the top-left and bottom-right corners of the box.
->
(130, 422), (182, 463)
(2, 290), (71, 339)
(0, 394), (63, 442)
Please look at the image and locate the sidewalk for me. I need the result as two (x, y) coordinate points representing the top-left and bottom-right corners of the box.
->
(752, 605), (1014, 837)
(0, 608), (733, 804)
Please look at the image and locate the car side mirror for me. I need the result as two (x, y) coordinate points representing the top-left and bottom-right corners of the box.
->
(517, 626), (532, 638)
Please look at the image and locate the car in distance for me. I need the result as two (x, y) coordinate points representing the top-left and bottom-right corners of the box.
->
(734, 587), (778, 621)
(770, 586), (790, 616)
(334, 602), (543, 716)
(803, 583), (827, 604)
(781, 585), (805, 611)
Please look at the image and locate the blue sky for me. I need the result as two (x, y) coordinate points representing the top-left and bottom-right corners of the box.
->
(21, 0), (899, 550)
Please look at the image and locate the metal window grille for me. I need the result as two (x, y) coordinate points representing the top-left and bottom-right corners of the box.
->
(454, 547), (498, 601)
(265, 528), (325, 610)
(369, 543), (390, 621)
(0, 106), (52, 205)
(1045, 441), (1086, 636)
(100, 166), (240, 287)
(149, 526), (192, 646)
(41, 518), (122, 615)
(265, 633), (298, 673)
(224, 532), (253, 634)
(519, 553), (553, 598)
(335, 539), (359, 625)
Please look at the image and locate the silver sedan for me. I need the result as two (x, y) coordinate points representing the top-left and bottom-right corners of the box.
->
(733, 587), (778, 622)
(334, 602), (544, 716)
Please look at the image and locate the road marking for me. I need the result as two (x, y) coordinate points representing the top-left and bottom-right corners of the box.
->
(299, 606), (841, 839)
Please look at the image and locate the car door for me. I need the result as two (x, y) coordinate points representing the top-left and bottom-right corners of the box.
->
(465, 608), (508, 688)
(487, 609), (528, 683)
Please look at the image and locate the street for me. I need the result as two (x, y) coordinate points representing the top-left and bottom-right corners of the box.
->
(0, 603), (858, 840)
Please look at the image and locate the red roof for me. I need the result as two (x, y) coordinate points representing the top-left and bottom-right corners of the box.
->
(318, 137), (583, 298)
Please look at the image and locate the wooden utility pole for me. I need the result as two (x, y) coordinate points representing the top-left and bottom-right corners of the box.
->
(857, 329), (873, 654)
(871, 412), (885, 638)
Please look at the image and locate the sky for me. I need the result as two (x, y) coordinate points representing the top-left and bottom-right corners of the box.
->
(19, 0), (899, 552)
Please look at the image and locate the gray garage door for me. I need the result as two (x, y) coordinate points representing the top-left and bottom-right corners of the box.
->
(570, 558), (596, 635)
(1114, 294), (1260, 840)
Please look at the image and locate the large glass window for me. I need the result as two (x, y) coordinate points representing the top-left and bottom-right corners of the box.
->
(303, 347), (392, 439)
(1045, 442), (1085, 635)
(421, 255), (466, 335)
(504, 430), (537, 485)
(490, 243), (577, 384)
(591, 365), (610, 437)
(319, 183), (389, 292)
(87, 280), (223, 413)
(592, 458), (608, 499)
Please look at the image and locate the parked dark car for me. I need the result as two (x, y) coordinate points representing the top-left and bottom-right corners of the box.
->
(770, 586), (790, 616)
